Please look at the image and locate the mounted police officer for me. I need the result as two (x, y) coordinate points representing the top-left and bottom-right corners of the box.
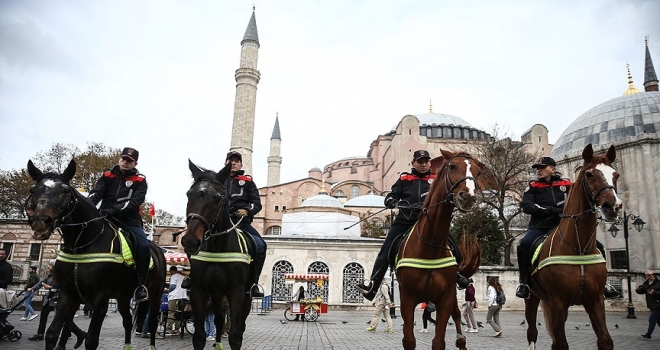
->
(88, 147), (150, 302)
(357, 150), (469, 301)
(225, 151), (266, 298)
(515, 156), (617, 299)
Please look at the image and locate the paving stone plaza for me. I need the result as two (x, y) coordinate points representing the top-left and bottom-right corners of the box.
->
(1, 307), (657, 349)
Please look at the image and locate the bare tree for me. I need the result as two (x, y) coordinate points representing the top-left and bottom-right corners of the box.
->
(0, 168), (33, 218)
(471, 124), (538, 266)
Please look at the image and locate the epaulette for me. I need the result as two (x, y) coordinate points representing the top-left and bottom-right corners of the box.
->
(103, 171), (116, 178)
(125, 174), (146, 182)
(400, 173), (435, 181)
(529, 179), (572, 188)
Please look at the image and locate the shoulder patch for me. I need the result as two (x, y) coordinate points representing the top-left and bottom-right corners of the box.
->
(235, 175), (253, 182)
(125, 175), (145, 182)
(103, 171), (117, 178)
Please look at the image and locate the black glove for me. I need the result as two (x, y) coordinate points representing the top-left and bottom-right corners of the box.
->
(100, 208), (117, 217)
(385, 197), (399, 209)
(552, 207), (564, 215)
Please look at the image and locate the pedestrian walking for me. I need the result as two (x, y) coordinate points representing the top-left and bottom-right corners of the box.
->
(419, 302), (436, 333)
(366, 278), (393, 333)
(637, 270), (660, 340)
(486, 276), (503, 337)
(20, 265), (39, 321)
(462, 278), (477, 333)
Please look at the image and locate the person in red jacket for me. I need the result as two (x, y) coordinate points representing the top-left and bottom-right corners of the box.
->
(88, 147), (150, 302)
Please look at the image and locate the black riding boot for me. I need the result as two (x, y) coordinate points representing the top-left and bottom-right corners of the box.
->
(515, 245), (530, 299)
(134, 255), (150, 302)
(356, 256), (389, 301)
(448, 236), (470, 290)
(249, 252), (266, 298)
(597, 245), (620, 299)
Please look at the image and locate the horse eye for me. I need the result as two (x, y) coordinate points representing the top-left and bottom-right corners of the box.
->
(585, 171), (593, 178)
(448, 164), (457, 170)
(214, 193), (222, 202)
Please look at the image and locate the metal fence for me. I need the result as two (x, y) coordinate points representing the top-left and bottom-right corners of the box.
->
(250, 295), (272, 315)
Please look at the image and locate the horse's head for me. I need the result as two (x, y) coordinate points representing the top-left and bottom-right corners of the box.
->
(26, 159), (77, 240)
(181, 159), (232, 256)
(579, 144), (622, 221)
(429, 149), (491, 212)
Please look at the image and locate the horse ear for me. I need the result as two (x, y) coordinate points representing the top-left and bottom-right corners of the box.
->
(27, 160), (43, 180)
(216, 162), (232, 183)
(61, 159), (76, 183)
(188, 159), (203, 177)
(429, 156), (445, 174)
(582, 144), (594, 164)
(440, 149), (455, 160)
(606, 145), (616, 163)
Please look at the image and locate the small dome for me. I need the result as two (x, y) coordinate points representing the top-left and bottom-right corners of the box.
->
(301, 194), (344, 208)
(344, 194), (386, 207)
(309, 167), (322, 172)
(551, 91), (660, 157)
(415, 113), (474, 128)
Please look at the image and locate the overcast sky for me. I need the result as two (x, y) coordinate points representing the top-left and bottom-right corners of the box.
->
(1, 0), (659, 217)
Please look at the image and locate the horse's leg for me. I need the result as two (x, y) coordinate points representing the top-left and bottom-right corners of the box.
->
(399, 291), (416, 350)
(211, 294), (225, 343)
(583, 297), (613, 350)
(189, 286), (209, 350)
(450, 298), (467, 350)
(525, 294), (541, 350)
(45, 295), (78, 350)
(86, 298), (111, 350)
(543, 298), (569, 350)
(227, 288), (247, 350)
(147, 290), (162, 349)
(431, 297), (451, 350)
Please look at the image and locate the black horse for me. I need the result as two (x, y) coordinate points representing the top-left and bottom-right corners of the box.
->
(181, 160), (254, 350)
(26, 159), (166, 350)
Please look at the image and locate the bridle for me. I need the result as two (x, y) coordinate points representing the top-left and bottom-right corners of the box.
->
(26, 179), (106, 253)
(185, 179), (242, 240)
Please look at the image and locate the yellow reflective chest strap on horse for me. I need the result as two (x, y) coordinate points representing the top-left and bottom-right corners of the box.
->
(533, 254), (605, 274)
(57, 227), (153, 268)
(394, 222), (458, 269)
(189, 228), (252, 264)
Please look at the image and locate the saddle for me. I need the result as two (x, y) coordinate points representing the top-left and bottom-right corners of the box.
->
(106, 220), (153, 268)
(529, 235), (548, 272)
(387, 227), (412, 268)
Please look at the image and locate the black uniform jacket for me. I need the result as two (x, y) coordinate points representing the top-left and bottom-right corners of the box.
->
(88, 165), (147, 227)
(521, 174), (571, 229)
(226, 170), (262, 224)
(385, 168), (435, 226)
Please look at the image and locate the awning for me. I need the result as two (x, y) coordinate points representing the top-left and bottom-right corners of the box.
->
(283, 273), (329, 282)
(164, 252), (189, 265)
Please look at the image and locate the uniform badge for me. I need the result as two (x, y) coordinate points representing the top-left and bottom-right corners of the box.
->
(560, 186), (566, 192)
(428, 179), (434, 184)
(125, 180), (133, 187)
(238, 180), (245, 186)
(524, 186), (530, 192)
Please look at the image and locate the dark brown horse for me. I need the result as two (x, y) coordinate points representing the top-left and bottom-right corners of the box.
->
(181, 160), (253, 350)
(25, 159), (166, 350)
(524, 144), (621, 350)
(396, 149), (491, 350)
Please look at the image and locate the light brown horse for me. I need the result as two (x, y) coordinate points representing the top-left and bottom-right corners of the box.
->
(396, 149), (492, 350)
(524, 144), (621, 350)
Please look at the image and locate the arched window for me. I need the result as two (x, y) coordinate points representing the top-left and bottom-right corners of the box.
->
(307, 262), (329, 302)
(342, 263), (365, 303)
(271, 260), (294, 301)
(266, 226), (282, 235)
(349, 185), (360, 199)
(333, 190), (345, 197)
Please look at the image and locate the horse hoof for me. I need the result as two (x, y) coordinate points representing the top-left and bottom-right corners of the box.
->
(213, 342), (224, 350)
(123, 344), (133, 350)
(148, 346), (157, 350)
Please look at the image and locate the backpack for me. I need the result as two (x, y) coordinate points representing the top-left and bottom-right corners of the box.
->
(495, 290), (506, 306)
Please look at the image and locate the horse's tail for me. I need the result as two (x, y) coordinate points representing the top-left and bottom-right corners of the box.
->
(458, 233), (481, 278)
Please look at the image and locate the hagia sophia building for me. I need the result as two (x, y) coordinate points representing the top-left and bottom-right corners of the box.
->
(218, 9), (660, 305)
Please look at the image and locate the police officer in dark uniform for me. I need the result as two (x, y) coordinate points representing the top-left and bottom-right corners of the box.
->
(515, 156), (617, 299)
(225, 151), (266, 298)
(357, 150), (469, 301)
(88, 147), (150, 302)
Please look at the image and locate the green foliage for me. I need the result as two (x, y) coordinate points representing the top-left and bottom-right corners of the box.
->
(360, 211), (390, 238)
(450, 205), (505, 265)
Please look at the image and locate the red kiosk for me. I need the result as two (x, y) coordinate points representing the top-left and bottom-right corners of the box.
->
(283, 273), (329, 322)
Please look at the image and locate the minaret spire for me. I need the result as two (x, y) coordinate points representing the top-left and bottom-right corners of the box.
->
(267, 113), (282, 186)
(644, 36), (659, 92)
(230, 8), (261, 174)
(623, 63), (641, 96)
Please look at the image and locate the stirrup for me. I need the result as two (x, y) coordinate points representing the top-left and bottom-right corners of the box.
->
(456, 273), (470, 290)
(134, 285), (149, 302)
(604, 284), (620, 299)
(357, 282), (377, 301)
(248, 284), (264, 298)
(515, 284), (530, 299)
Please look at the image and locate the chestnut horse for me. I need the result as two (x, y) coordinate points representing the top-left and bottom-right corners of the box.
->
(181, 160), (253, 350)
(25, 160), (166, 350)
(396, 149), (491, 350)
(524, 144), (621, 350)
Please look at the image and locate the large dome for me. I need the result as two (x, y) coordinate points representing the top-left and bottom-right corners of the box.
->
(415, 113), (474, 127)
(551, 91), (660, 157)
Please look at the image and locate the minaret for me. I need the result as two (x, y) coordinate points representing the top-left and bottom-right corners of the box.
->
(267, 113), (282, 186)
(230, 7), (261, 174)
(644, 36), (659, 92)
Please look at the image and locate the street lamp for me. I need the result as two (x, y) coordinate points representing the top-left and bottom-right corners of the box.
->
(607, 211), (646, 319)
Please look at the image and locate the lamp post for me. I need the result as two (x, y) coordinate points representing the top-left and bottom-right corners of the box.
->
(607, 211), (645, 319)
(381, 212), (396, 318)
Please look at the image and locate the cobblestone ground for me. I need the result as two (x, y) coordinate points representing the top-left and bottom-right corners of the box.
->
(1, 307), (658, 349)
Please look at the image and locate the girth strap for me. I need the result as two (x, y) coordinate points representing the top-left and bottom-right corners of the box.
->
(396, 256), (457, 270)
(533, 254), (605, 274)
